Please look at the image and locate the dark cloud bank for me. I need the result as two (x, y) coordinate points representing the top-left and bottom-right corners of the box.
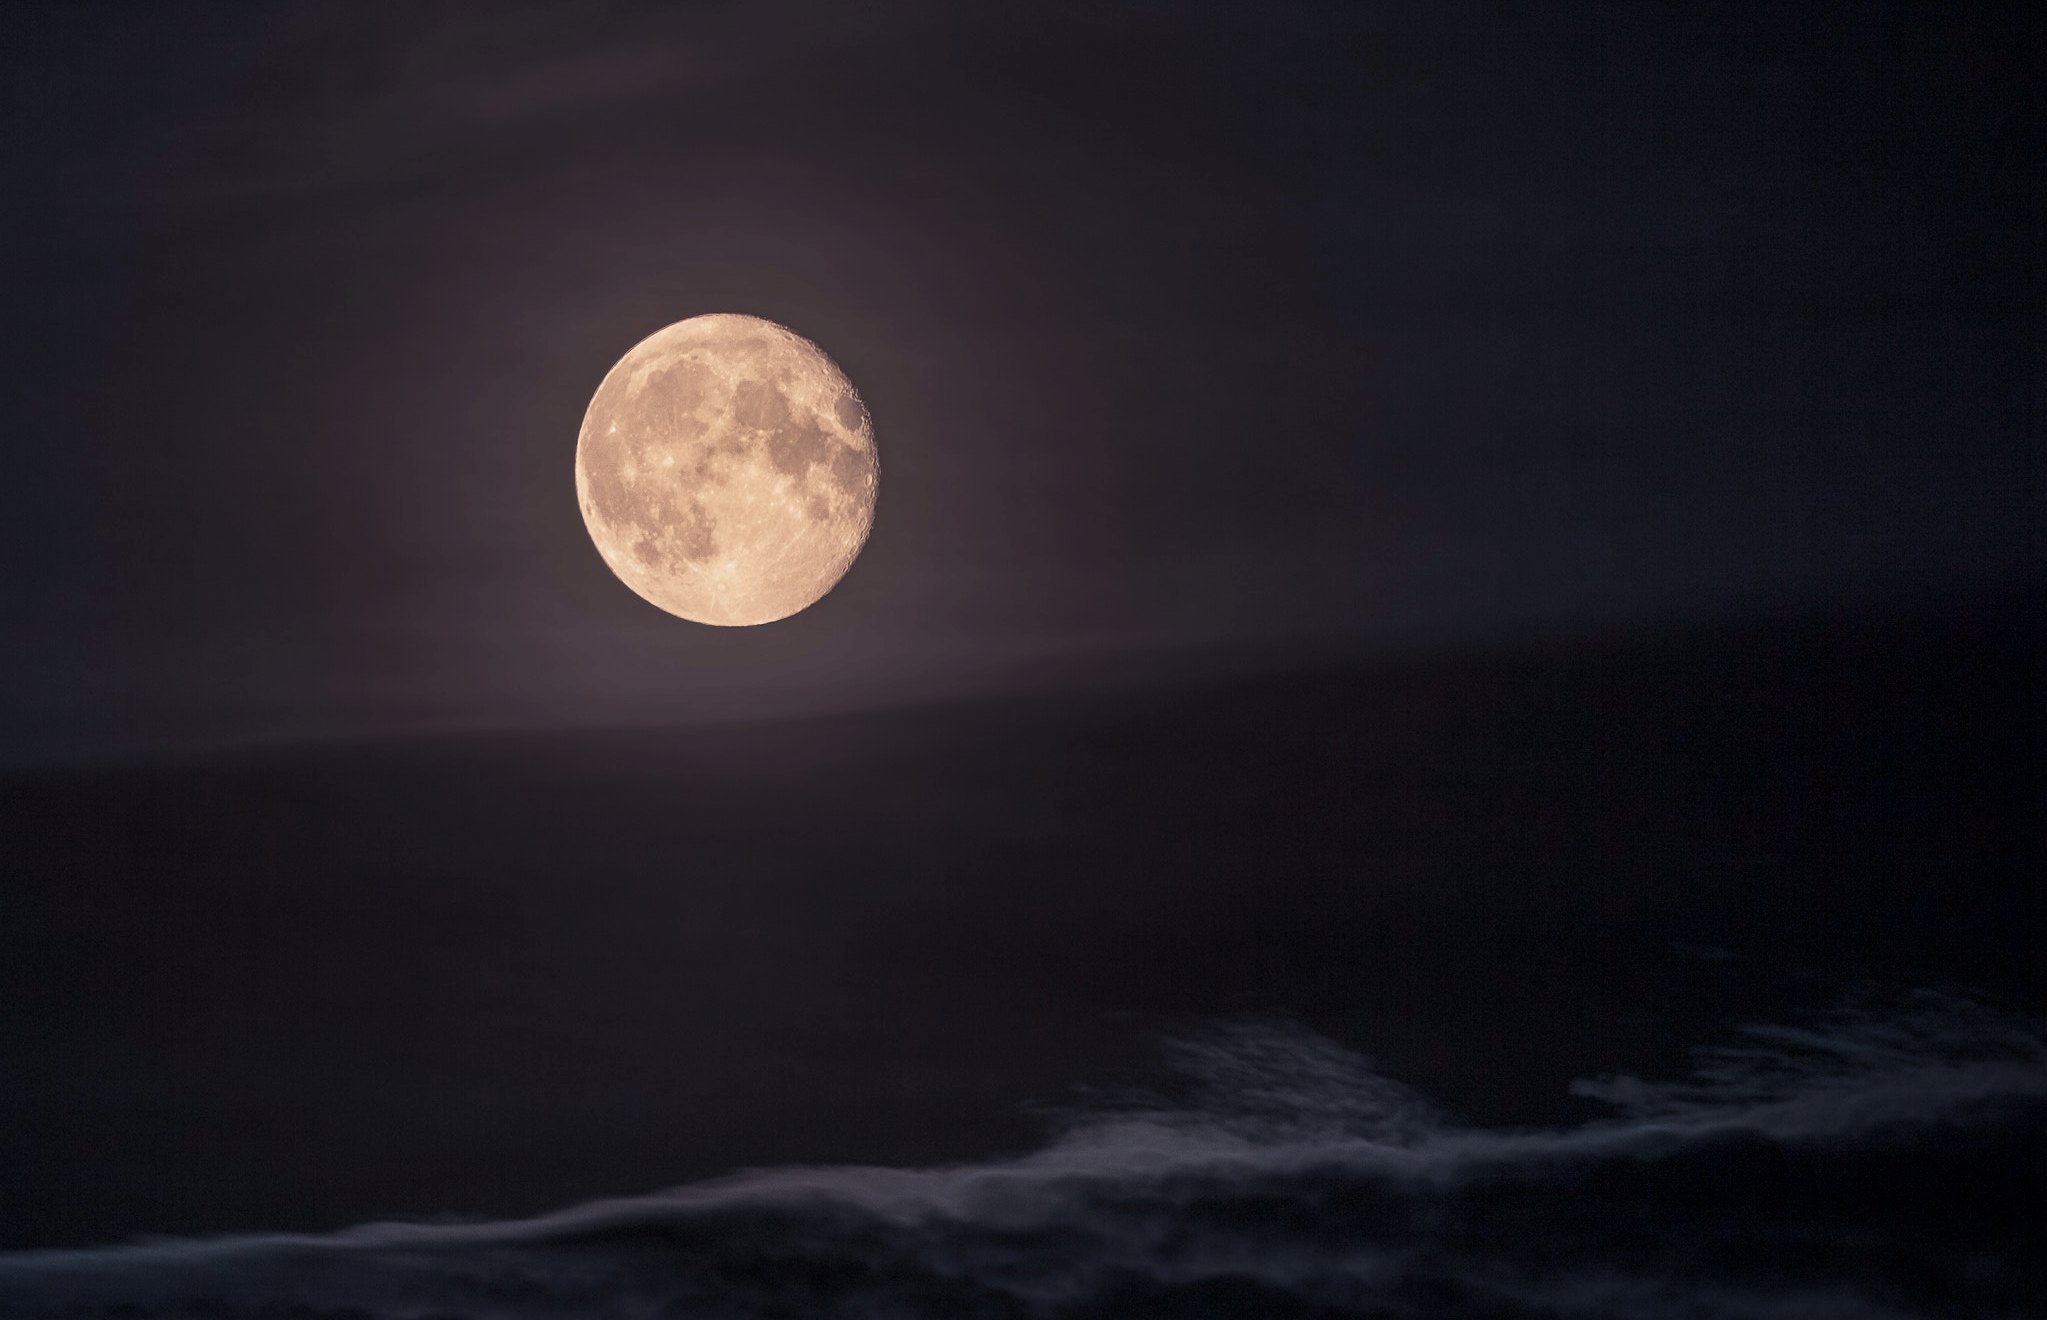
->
(3, 993), (2040, 1320)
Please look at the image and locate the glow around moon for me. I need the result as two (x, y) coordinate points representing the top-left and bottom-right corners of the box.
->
(575, 314), (878, 626)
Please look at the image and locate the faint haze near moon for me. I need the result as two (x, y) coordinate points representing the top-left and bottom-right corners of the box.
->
(576, 315), (877, 627)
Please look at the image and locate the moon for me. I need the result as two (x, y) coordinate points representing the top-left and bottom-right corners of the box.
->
(575, 314), (878, 626)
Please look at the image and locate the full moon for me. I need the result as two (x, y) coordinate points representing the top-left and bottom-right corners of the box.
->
(575, 314), (878, 626)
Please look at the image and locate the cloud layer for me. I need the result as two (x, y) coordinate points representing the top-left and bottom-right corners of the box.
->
(3, 991), (2040, 1318)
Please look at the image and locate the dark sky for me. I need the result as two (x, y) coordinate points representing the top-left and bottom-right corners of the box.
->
(3, 9), (2044, 1302)
(4, 0), (2041, 762)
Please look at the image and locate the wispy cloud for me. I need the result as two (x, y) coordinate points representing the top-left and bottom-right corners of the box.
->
(3, 991), (2039, 1317)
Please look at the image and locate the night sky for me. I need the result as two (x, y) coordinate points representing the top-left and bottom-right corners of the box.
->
(2, 4), (2043, 1318)
(7, 1), (2038, 761)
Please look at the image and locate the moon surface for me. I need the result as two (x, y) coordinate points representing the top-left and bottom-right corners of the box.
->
(575, 314), (878, 626)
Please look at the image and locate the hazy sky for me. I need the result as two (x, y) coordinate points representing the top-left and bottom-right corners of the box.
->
(4, 1), (2039, 760)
